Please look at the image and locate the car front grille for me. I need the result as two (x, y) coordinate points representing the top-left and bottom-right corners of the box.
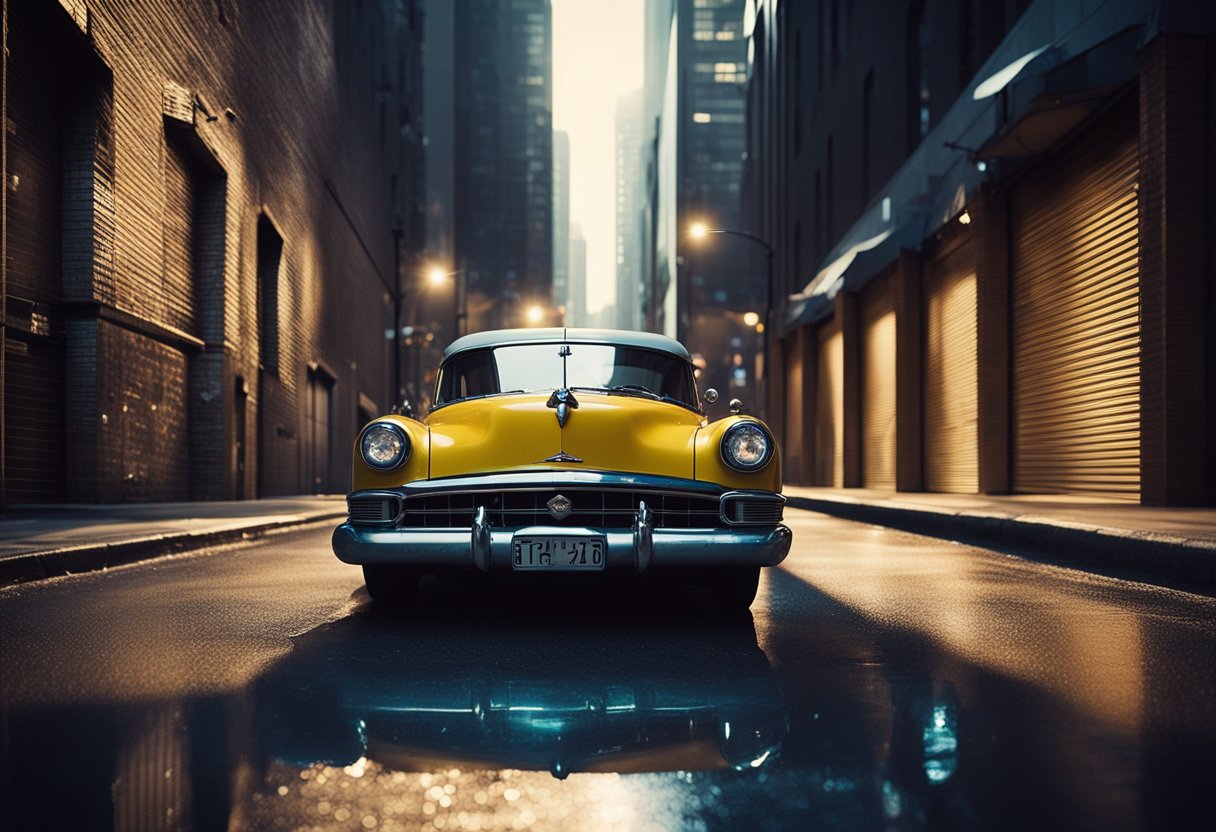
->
(347, 493), (403, 525)
(403, 488), (722, 530)
(720, 493), (784, 525)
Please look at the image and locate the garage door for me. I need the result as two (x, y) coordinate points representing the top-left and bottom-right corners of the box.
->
(814, 317), (843, 487)
(1012, 99), (1139, 497)
(861, 274), (896, 488)
(923, 238), (978, 493)
(783, 330), (807, 482)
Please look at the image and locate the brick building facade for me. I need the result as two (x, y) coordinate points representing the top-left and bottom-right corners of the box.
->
(1, 0), (425, 504)
(745, 0), (1215, 506)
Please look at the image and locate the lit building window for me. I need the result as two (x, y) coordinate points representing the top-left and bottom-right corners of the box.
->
(693, 112), (713, 123)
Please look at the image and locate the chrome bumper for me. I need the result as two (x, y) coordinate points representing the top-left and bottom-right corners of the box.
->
(331, 518), (792, 572)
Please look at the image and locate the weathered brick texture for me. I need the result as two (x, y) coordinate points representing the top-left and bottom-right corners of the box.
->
(1138, 35), (1211, 505)
(4, 0), (423, 503)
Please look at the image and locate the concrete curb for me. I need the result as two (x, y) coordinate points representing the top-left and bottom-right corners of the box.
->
(784, 495), (1216, 596)
(0, 512), (347, 588)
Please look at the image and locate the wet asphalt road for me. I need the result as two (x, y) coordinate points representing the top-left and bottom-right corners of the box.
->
(1, 509), (1214, 831)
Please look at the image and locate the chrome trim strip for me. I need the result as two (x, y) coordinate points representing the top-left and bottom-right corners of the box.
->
(354, 470), (728, 498)
(633, 500), (653, 572)
(471, 506), (491, 572)
(332, 522), (792, 569)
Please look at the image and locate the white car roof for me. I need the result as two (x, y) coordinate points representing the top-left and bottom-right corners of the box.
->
(442, 327), (692, 363)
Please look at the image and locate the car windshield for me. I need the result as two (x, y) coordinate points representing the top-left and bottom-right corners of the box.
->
(435, 343), (698, 409)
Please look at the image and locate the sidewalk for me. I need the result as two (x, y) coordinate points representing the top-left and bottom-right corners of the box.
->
(0, 496), (347, 586)
(784, 486), (1216, 595)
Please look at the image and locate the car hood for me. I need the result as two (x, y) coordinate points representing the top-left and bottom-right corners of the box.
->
(426, 392), (703, 479)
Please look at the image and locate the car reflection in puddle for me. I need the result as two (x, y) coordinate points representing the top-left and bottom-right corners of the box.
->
(254, 583), (789, 782)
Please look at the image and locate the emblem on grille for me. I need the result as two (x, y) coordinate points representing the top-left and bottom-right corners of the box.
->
(547, 494), (573, 520)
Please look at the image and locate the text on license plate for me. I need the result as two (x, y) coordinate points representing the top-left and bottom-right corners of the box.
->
(512, 536), (606, 571)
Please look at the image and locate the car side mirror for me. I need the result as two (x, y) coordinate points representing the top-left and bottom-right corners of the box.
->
(729, 398), (744, 415)
(703, 388), (719, 404)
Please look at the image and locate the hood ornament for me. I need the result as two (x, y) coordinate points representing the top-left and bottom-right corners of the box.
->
(547, 494), (573, 520)
(546, 387), (579, 427)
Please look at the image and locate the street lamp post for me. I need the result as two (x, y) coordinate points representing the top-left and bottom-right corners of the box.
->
(688, 223), (775, 418)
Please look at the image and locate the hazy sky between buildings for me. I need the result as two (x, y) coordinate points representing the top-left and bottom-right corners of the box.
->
(552, 0), (645, 316)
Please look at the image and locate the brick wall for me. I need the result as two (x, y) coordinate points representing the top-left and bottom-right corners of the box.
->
(4, 0), (422, 502)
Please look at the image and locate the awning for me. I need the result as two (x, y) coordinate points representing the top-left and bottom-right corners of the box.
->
(782, 0), (1153, 336)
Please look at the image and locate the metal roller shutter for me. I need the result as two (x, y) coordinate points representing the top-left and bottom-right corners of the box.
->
(814, 318), (843, 487)
(1012, 102), (1139, 497)
(783, 333), (806, 482)
(861, 274), (896, 488)
(923, 241), (978, 493)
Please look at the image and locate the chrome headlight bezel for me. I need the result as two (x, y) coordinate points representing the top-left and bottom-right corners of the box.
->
(720, 421), (775, 472)
(359, 422), (411, 471)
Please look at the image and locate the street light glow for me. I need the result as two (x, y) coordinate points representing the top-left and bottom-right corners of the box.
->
(743, 311), (761, 327)
(526, 305), (544, 325)
(689, 222), (709, 240)
(427, 266), (448, 287)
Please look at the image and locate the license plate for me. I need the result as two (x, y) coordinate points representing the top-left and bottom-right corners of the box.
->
(512, 536), (606, 571)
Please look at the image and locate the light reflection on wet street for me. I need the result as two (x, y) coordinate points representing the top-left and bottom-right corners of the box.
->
(2, 509), (1214, 831)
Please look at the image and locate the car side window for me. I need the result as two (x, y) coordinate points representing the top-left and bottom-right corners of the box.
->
(437, 350), (500, 403)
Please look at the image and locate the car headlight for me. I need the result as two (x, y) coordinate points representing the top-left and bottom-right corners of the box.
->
(360, 422), (410, 471)
(720, 422), (774, 472)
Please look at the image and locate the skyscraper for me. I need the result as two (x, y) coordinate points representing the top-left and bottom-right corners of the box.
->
(553, 130), (571, 319)
(614, 90), (645, 331)
(568, 223), (588, 328)
(641, 0), (750, 386)
(435, 0), (553, 332)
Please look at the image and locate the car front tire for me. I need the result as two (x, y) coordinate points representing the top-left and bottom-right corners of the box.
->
(362, 564), (421, 603)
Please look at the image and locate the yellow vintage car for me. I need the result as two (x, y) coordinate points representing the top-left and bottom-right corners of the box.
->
(331, 328), (792, 610)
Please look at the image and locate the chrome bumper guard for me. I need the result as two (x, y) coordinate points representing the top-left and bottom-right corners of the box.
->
(332, 498), (791, 572)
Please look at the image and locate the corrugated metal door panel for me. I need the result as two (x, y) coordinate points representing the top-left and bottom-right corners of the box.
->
(862, 275), (896, 488)
(1013, 104), (1140, 497)
(783, 334), (805, 481)
(815, 319), (843, 487)
(923, 242), (978, 493)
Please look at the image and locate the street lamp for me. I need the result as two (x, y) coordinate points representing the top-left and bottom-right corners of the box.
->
(424, 263), (467, 339)
(686, 222), (775, 418)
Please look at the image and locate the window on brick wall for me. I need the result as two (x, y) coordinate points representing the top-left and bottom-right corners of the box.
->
(863, 70), (874, 202)
(907, 0), (931, 151)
